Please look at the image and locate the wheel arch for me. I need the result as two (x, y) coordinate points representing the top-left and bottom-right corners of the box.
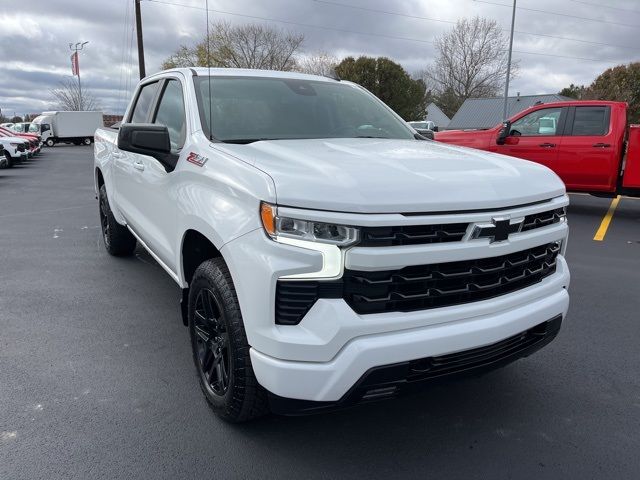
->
(181, 229), (223, 286)
(179, 228), (225, 326)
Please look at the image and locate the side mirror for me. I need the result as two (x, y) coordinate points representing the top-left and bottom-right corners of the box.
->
(117, 123), (177, 170)
(496, 120), (511, 145)
(118, 123), (170, 156)
(432, 126), (439, 132)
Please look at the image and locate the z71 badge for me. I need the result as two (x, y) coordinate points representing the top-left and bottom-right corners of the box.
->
(186, 152), (208, 167)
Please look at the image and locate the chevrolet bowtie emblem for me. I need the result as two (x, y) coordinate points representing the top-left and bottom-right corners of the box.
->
(471, 217), (524, 243)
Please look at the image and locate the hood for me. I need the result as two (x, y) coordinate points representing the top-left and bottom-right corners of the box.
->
(0, 136), (29, 144)
(218, 138), (565, 214)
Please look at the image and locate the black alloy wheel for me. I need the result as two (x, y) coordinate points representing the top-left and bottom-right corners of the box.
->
(193, 288), (231, 396)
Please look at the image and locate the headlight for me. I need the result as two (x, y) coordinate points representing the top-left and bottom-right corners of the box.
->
(260, 202), (359, 279)
(260, 202), (358, 246)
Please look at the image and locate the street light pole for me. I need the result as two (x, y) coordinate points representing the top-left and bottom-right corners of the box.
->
(69, 41), (89, 110)
(502, 0), (517, 122)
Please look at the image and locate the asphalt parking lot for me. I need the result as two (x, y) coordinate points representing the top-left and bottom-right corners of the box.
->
(1, 146), (639, 479)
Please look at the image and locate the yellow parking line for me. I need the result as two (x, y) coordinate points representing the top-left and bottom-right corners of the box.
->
(593, 196), (621, 241)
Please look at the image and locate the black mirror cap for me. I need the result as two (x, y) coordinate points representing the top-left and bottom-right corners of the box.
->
(118, 123), (171, 156)
(496, 120), (511, 145)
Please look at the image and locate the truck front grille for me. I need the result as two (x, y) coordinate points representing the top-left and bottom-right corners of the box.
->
(359, 223), (468, 247)
(522, 208), (565, 232)
(356, 206), (565, 247)
(275, 242), (560, 324)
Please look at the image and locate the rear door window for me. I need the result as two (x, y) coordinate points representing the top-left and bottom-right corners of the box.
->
(130, 81), (159, 123)
(570, 106), (609, 136)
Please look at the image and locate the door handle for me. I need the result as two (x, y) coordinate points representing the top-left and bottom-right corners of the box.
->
(592, 143), (611, 148)
(132, 160), (145, 171)
(539, 143), (556, 148)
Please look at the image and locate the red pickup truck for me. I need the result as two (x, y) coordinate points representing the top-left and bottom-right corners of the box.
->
(436, 101), (640, 197)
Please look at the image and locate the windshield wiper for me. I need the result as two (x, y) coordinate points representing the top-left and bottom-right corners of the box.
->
(354, 135), (389, 139)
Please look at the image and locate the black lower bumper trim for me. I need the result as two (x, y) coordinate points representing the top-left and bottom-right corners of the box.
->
(268, 315), (562, 415)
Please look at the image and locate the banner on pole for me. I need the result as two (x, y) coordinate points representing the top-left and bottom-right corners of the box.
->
(70, 52), (79, 76)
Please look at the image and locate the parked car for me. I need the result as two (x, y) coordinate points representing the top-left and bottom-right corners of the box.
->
(10, 122), (32, 134)
(94, 68), (570, 422)
(30, 111), (103, 146)
(408, 120), (435, 139)
(0, 135), (29, 167)
(0, 127), (40, 156)
(436, 101), (640, 197)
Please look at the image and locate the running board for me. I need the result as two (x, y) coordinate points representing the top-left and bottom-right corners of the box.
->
(126, 225), (187, 288)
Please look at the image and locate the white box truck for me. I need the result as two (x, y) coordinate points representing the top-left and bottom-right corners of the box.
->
(30, 111), (103, 147)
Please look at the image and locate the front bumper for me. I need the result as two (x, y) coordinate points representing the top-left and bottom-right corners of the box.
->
(267, 315), (563, 414)
(250, 277), (568, 402)
(221, 198), (570, 403)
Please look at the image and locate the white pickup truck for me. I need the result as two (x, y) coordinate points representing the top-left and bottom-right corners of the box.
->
(94, 68), (570, 422)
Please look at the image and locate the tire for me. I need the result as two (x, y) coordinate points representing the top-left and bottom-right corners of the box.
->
(83, 137), (92, 145)
(45, 138), (55, 147)
(3, 152), (13, 168)
(188, 258), (269, 422)
(98, 184), (137, 256)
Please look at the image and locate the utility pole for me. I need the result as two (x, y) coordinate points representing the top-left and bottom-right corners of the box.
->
(502, 0), (517, 122)
(69, 41), (89, 110)
(135, 0), (146, 79)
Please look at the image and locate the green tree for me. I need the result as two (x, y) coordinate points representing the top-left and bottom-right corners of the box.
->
(588, 63), (640, 123)
(558, 83), (588, 99)
(335, 56), (426, 120)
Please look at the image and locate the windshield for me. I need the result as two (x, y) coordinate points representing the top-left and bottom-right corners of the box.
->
(28, 124), (39, 133)
(194, 76), (414, 143)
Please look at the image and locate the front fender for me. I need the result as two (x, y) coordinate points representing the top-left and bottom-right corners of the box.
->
(172, 147), (277, 286)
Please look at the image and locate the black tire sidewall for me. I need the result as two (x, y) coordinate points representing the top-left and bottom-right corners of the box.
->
(188, 272), (235, 410)
(98, 184), (136, 256)
(187, 258), (267, 422)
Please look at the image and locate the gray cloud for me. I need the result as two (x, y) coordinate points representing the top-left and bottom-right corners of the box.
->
(1, 0), (639, 116)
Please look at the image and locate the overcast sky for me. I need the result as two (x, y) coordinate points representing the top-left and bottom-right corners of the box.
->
(1, 0), (639, 116)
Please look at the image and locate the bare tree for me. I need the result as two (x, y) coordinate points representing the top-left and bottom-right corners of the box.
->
(162, 21), (304, 71)
(423, 16), (517, 117)
(162, 45), (199, 69)
(50, 78), (99, 111)
(295, 52), (339, 76)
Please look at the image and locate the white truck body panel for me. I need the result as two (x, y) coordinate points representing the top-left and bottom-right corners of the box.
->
(44, 111), (104, 139)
